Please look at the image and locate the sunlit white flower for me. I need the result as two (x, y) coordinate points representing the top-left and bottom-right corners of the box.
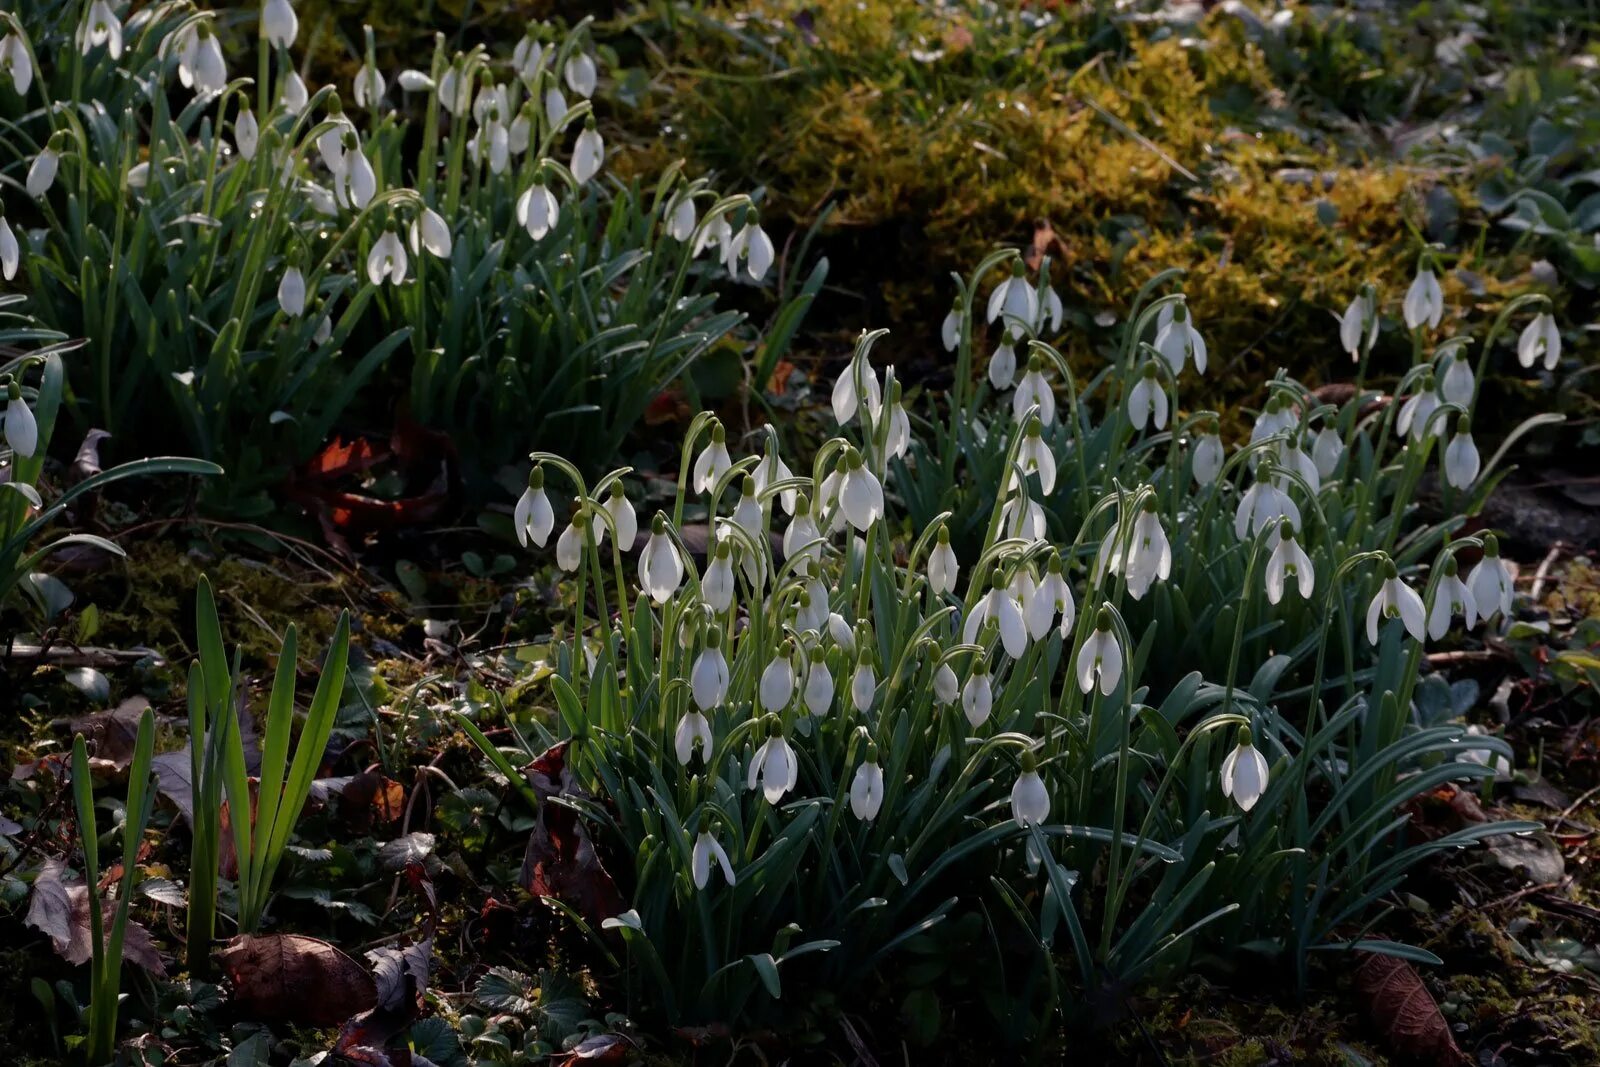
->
(963, 574), (1028, 659)
(176, 23), (227, 95)
(1444, 421), (1480, 490)
(1402, 261), (1444, 330)
(850, 650), (876, 712)
(1366, 562), (1426, 644)
(1311, 425), (1342, 480)
(987, 260), (1037, 330)
(1125, 505), (1171, 600)
(512, 31), (546, 83)
(783, 498), (823, 565)
(516, 180), (559, 240)
(831, 352), (882, 426)
(1428, 557), (1477, 640)
(674, 710), (713, 766)
(1010, 753), (1050, 828)
(1395, 376), (1442, 442)
(692, 424), (732, 494)
(0, 209), (20, 280)
(724, 213), (775, 282)
(759, 646), (795, 712)
(1192, 423), (1224, 486)
(1338, 286), (1378, 361)
(1027, 556), (1075, 640)
(80, 0), (124, 59)
(1127, 362), (1167, 431)
(509, 107), (532, 155)
(988, 330), (1018, 390)
(1234, 476), (1300, 542)
(1264, 524), (1313, 604)
(639, 516), (683, 603)
(1220, 728), (1269, 812)
(1468, 535), (1514, 623)
(1040, 284), (1064, 333)
(1012, 356), (1055, 425)
(235, 105), (260, 160)
(602, 483), (637, 550)
(1154, 301), (1207, 375)
(850, 756), (885, 821)
(350, 62), (385, 109)
(26, 144), (58, 199)
(694, 540), (732, 616)
(748, 724), (799, 804)
(839, 451), (884, 531)
(262, 0), (298, 48)
(1, 32), (36, 96)
(927, 527), (958, 596)
(657, 193), (694, 245)
(555, 509), (588, 572)
(572, 121), (605, 185)
(4, 379), (37, 457)
(1015, 420), (1056, 495)
(1249, 396), (1296, 447)
(1517, 312), (1560, 370)
(961, 662), (993, 727)
(514, 467), (554, 548)
(692, 635), (730, 711)
(409, 207), (452, 260)
(802, 648), (834, 715)
(278, 265), (306, 316)
(941, 303), (963, 352)
(543, 85), (568, 128)
(692, 831), (735, 888)
(1076, 610), (1121, 695)
(280, 69), (309, 112)
(365, 227), (407, 286)
(565, 52), (597, 97)
(1438, 351), (1474, 407)
(729, 478), (766, 586)
(999, 491), (1046, 542)
(437, 65), (471, 114)
(933, 661), (959, 705)
(885, 382), (911, 460)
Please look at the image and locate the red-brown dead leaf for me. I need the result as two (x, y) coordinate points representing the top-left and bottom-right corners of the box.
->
(1354, 952), (1468, 1066)
(766, 359), (796, 396)
(69, 697), (152, 772)
(519, 742), (625, 928)
(342, 771), (406, 828)
(25, 858), (167, 976)
(644, 386), (690, 427)
(217, 934), (376, 1026)
(1023, 218), (1065, 273)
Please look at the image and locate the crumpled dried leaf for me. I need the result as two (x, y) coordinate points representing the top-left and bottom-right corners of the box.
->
(217, 933), (376, 1026)
(519, 742), (625, 928)
(69, 697), (152, 772)
(1354, 951), (1467, 1066)
(24, 857), (167, 976)
(1487, 829), (1566, 884)
(334, 939), (434, 1060)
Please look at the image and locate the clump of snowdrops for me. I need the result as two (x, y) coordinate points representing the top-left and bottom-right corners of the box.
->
(466, 251), (1546, 1032)
(0, 2), (816, 506)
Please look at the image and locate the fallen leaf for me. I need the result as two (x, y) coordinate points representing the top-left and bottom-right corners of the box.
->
(552, 1034), (631, 1066)
(151, 751), (194, 824)
(25, 857), (168, 976)
(343, 771), (406, 828)
(519, 743), (625, 929)
(334, 939), (433, 1059)
(1354, 952), (1467, 1066)
(1487, 830), (1566, 884)
(69, 697), (152, 771)
(217, 934), (376, 1026)
(379, 832), (435, 871)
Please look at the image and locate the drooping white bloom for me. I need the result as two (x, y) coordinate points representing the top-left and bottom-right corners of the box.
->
(692, 425), (732, 494)
(26, 145), (58, 199)
(1234, 477), (1300, 542)
(665, 192), (697, 242)
(1264, 526), (1313, 604)
(1192, 425), (1224, 486)
(509, 108), (532, 155)
(1027, 557), (1074, 640)
(639, 523), (684, 604)
(724, 215), (775, 282)
(280, 69), (309, 112)
(831, 353), (882, 426)
(988, 331), (1018, 390)
(4, 382), (38, 457)
(353, 63), (386, 109)
(1250, 396), (1297, 447)
(409, 207), (453, 260)
(886, 385), (911, 460)
(961, 664), (993, 727)
(838, 453), (884, 531)
(827, 613), (855, 654)
(1438, 352), (1474, 407)
(802, 649), (834, 715)
(1338, 287), (1378, 360)
(565, 53), (597, 97)
(366, 228), (407, 286)
(1220, 729), (1270, 812)
(1311, 426), (1343, 480)
(81, 0), (124, 59)
(340, 147), (378, 209)
(987, 261), (1038, 330)
(701, 539), (735, 613)
(1075, 612), (1122, 696)
(278, 266), (306, 316)
(783, 502), (823, 566)
(1517, 312), (1560, 370)
(933, 662), (959, 705)
(1153, 302), (1207, 375)
(1127, 363), (1167, 431)
(1444, 424), (1480, 490)
(1402, 263), (1444, 330)
(516, 181), (559, 240)
(1428, 558), (1477, 640)
(1366, 564), (1426, 644)
(1468, 536), (1514, 623)
(0, 211), (19, 280)
(998, 492), (1046, 542)
(436, 65), (471, 114)
(759, 649), (795, 712)
(543, 85), (569, 128)
(571, 123), (605, 185)
(850, 653), (876, 712)
(1395, 378), (1442, 442)
(1, 32), (36, 96)
(962, 578), (1028, 659)
(691, 640), (730, 711)
(675, 710), (713, 766)
(691, 831), (735, 888)
(513, 468), (554, 548)
(261, 0), (299, 48)
(555, 512), (587, 572)
(235, 105), (260, 161)
(693, 212), (731, 260)
(1459, 724), (1512, 776)
(602, 484), (637, 549)
(1273, 435), (1321, 496)
(1015, 422), (1056, 495)
(177, 24), (228, 96)
(748, 727), (799, 804)
(927, 527), (959, 596)
(1012, 357), (1055, 425)
(941, 304), (963, 352)
(1040, 285), (1064, 333)
(850, 758), (885, 821)
(1010, 754), (1050, 828)
(312, 305), (333, 344)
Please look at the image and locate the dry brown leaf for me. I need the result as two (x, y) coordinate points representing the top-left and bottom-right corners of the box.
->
(24, 857), (167, 976)
(217, 933), (376, 1026)
(1354, 951), (1467, 1066)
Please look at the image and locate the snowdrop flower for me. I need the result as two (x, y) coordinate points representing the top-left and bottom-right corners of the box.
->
(1191, 420), (1224, 486)
(1517, 312), (1560, 370)
(280, 69), (309, 112)
(1443, 418), (1480, 490)
(512, 26), (547, 83)
(885, 381), (911, 460)
(725, 211), (775, 282)
(1127, 361), (1167, 431)
(962, 571), (1028, 659)
(1402, 259), (1444, 331)
(514, 467), (555, 548)
(80, 0), (124, 58)
(235, 104), (260, 161)
(850, 646), (877, 712)
(409, 207), (453, 260)
(927, 526), (959, 596)
(1395, 373), (1442, 442)
(961, 660), (993, 727)
(3, 377), (37, 457)
(701, 538), (735, 614)
(1273, 434), (1321, 495)
(571, 119), (605, 185)
(1076, 609), (1121, 695)
(1154, 301), (1207, 375)
(1124, 503), (1172, 600)
(1438, 350), (1474, 407)
(692, 629), (730, 710)
(437, 64), (471, 115)
(177, 23), (227, 95)
(508, 105), (534, 156)
(602, 483), (637, 550)
(1338, 285), (1378, 360)
(831, 351), (882, 426)
(674, 710), (713, 766)
(469, 74), (506, 127)
(1220, 727), (1269, 812)
(1015, 419), (1056, 495)
(1264, 522), (1313, 604)
(1468, 534), (1514, 623)
(1428, 555), (1477, 640)
(933, 660), (959, 705)
(1027, 554), (1075, 640)
(729, 477), (766, 574)
(782, 495), (823, 565)
(353, 63), (386, 109)
(748, 720), (798, 804)
(693, 211), (732, 260)
(692, 423), (733, 494)
(1366, 560), (1426, 644)
(1039, 282), (1064, 333)
(366, 225), (407, 286)
(565, 52), (597, 97)
(26, 139), (59, 199)
(795, 579), (827, 633)
(941, 301), (963, 352)
(666, 192), (698, 242)
(339, 146), (378, 209)
(838, 449), (884, 531)
(829, 615), (856, 656)
(1249, 395), (1296, 447)
(261, 0), (298, 48)
(1010, 752), (1050, 828)
(1, 32), (35, 96)
(759, 643), (796, 712)
(987, 259), (1038, 330)
(0, 205), (19, 280)
(639, 514), (684, 604)
(516, 176), (559, 240)
(802, 646), (834, 715)
(999, 490), (1046, 542)
(312, 303), (333, 344)
(1459, 725), (1512, 777)
(850, 750), (885, 821)
(988, 329), (1019, 390)
(1235, 472), (1301, 542)
(543, 85), (568, 129)
(1012, 355), (1055, 425)
(1311, 425), (1342, 481)
(555, 505), (589, 572)
(278, 264), (306, 317)
(691, 831), (735, 888)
